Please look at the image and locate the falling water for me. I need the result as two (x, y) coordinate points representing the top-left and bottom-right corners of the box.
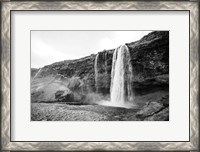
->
(104, 51), (108, 89)
(110, 45), (134, 106)
(94, 53), (99, 93)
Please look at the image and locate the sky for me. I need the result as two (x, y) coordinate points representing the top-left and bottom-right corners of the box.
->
(31, 31), (152, 68)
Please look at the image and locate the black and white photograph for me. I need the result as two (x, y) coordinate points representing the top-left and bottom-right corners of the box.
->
(31, 31), (169, 121)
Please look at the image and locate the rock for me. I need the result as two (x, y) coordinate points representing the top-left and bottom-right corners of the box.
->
(159, 94), (169, 105)
(31, 68), (40, 78)
(55, 89), (73, 102)
(133, 74), (169, 88)
(31, 74), (75, 103)
(55, 90), (65, 99)
(136, 101), (166, 119)
(31, 91), (44, 102)
(144, 107), (169, 121)
(135, 94), (169, 121)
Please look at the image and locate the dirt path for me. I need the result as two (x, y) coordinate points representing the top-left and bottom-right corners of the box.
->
(31, 103), (140, 121)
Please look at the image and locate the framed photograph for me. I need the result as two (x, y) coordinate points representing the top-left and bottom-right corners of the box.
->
(1, 0), (199, 151)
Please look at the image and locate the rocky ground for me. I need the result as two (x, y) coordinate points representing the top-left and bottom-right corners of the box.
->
(31, 93), (169, 121)
(31, 103), (139, 121)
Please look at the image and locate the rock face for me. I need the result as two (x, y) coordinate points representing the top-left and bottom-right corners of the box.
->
(31, 74), (85, 103)
(31, 68), (39, 78)
(136, 95), (169, 121)
(31, 31), (169, 103)
(145, 107), (169, 121)
(128, 31), (169, 95)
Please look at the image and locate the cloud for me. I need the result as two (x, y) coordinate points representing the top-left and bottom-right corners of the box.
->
(99, 31), (151, 50)
(31, 38), (76, 68)
(31, 31), (152, 68)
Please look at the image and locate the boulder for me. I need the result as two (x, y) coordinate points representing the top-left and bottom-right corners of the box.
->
(136, 94), (169, 121)
(136, 101), (166, 119)
(144, 107), (169, 121)
(55, 89), (73, 102)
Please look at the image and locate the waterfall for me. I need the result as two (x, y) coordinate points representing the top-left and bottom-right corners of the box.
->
(94, 53), (99, 93)
(104, 51), (108, 89)
(33, 68), (42, 79)
(110, 45), (134, 106)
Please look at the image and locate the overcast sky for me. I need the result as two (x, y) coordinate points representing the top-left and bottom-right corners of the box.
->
(31, 31), (151, 68)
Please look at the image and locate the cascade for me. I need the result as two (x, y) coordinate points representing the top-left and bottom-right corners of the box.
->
(94, 53), (99, 93)
(104, 51), (108, 88)
(110, 45), (134, 106)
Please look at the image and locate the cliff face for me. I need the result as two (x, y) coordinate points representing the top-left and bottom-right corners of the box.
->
(31, 68), (39, 78)
(31, 31), (169, 102)
(128, 31), (169, 79)
(94, 31), (169, 95)
(128, 31), (169, 95)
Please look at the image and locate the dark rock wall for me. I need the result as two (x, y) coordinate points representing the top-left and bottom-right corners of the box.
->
(32, 31), (169, 96)
(128, 31), (169, 80)
(127, 31), (169, 95)
(94, 49), (114, 94)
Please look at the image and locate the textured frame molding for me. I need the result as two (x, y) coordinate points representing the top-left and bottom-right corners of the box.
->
(1, 1), (199, 151)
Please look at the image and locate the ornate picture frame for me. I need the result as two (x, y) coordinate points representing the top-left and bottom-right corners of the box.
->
(1, 0), (199, 151)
